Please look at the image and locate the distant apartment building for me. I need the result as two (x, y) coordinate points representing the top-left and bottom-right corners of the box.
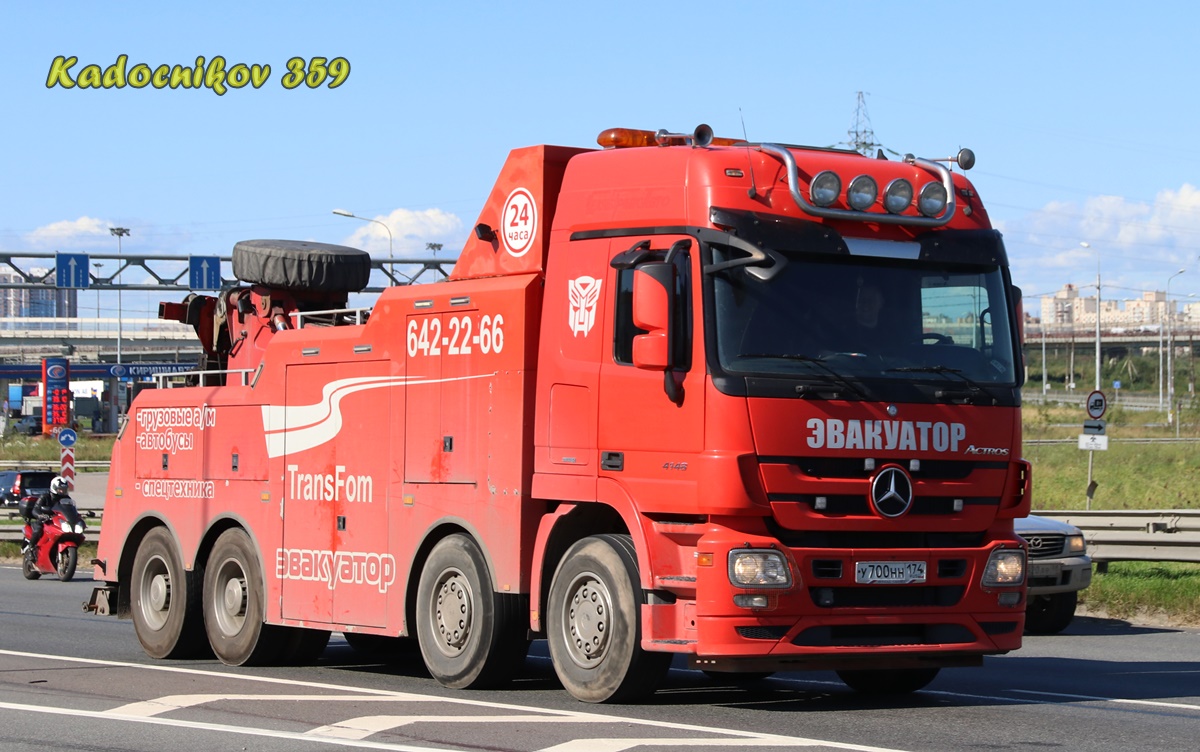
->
(0, 269), (78, 329)
(1038, 284), (1179, 331)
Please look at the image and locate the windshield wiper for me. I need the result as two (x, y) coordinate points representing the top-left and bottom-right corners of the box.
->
(740, 353), (869, 400)
(885, 365), (999, 405)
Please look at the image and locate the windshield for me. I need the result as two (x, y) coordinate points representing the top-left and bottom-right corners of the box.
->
(711, 246), (1018, 386)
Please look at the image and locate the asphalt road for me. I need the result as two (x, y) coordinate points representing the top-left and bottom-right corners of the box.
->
(0, 564), (1198, 752)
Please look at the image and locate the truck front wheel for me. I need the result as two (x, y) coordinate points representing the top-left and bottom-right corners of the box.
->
(203, 528), (281, 666)
(547, 534), (671, 703)
(130, 527), (206, 659)
(416, 534), (524, 688)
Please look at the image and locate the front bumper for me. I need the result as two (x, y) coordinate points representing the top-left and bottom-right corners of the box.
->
(1026, 555), (1092, 596)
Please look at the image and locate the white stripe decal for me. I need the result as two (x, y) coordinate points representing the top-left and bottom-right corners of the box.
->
(261, 372), (496, 458)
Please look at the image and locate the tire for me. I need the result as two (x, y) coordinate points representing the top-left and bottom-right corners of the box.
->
(415, 534), (525, 689)
(204, 528), (281, 666)
(1024, 591), (1078, 635)
(278, 627), (332, 665)
(546, 534), (672, 703)
(57, 546), (78, 582)
(21, 552), (40, 580)
(131, 528), (207, 659)
(836, 667), (940, 695)
(232, 239), (371, 293)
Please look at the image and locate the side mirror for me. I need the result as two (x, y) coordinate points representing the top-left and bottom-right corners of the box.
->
(631, 262), (675, 371)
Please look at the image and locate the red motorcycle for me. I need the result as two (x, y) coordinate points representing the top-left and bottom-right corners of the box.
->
(20, 497), (87, 582)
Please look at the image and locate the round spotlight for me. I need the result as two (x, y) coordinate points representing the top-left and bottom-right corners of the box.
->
(884, 178), (913, 214)
(918, 182), (948, 217)
(847, 175), (877, 211)
(810, 171), (841, 207)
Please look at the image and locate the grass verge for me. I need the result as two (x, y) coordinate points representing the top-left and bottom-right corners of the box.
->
(1080, 562), (1200, 627)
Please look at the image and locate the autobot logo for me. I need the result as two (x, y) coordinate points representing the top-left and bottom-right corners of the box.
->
(870, 465), (914, 518)
(568, 276), (602, 337)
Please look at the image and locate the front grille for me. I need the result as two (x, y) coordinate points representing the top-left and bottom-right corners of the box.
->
(769, 494), (999, 517)
(767, 521), (987, 550)
(736, 625), (790, 641)
(808, 585), (965, 609)
(1024, 534), (1066, 558)
(792, 623), (975, 647)
(763, 456), (1004, 481)
(811, 560), (843, 579)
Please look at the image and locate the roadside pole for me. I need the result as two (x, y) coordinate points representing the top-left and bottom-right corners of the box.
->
(1081, 390), (1108, 510)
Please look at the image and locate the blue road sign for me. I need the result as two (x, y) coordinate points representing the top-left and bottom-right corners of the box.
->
(55, 253), (90, 288)
(189, 255), (222, 290)
(58, 428), (78, 448)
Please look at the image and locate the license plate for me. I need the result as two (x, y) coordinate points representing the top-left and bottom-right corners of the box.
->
(1029, 562), (1060, 578)
(855, 560), (926, 584)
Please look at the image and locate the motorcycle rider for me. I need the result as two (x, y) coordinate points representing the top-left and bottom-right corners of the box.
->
(24, 475), (69, 557)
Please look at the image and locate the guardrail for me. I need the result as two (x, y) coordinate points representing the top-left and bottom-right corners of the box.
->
(1036, 510), (1200, 565)
(0, 526), (99, 543)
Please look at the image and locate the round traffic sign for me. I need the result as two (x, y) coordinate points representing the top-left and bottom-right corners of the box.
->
(1086, 390), (1107, 420)
(57, 428), (78, 448)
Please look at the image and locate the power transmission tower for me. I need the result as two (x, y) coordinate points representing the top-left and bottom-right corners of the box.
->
(834, 91), (898, 158)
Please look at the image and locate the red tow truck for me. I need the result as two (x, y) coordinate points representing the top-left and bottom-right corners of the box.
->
(88, 124), (1031, 702)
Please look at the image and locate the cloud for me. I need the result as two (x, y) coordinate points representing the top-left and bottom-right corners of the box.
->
(339, 208), (463, 259)
(24, 216), (114, 247)
(1003, 185), (1200, 297)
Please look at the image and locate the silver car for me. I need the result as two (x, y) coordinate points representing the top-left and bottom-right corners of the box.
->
(1015, 514), (1092, 634)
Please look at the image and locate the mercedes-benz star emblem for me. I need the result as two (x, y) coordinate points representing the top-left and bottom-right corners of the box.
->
(870, 466), (914, 518)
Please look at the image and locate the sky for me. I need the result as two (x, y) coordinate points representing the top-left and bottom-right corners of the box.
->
(4, 1), (1200, 319)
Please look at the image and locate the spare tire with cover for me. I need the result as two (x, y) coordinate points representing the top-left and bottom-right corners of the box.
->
(232, 240), (371, 293)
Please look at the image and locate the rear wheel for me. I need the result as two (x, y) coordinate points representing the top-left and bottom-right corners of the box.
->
(836, 667), (940, 695)
(415, 534), (526, 688)
(204, 528), (281, 666)
(130, 528), (206, 658)
(1024, 592), (1078, 635)
(56, 546), (78, 582)
(547, 534), (671, 703)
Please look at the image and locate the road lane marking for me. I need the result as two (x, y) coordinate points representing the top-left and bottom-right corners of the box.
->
(307, 714), (593, 740)
(0, 650), (908, 751)
(1009, 689), (1200, 711)
(0, 700), (459, 752)
(110, 693), (455, 717)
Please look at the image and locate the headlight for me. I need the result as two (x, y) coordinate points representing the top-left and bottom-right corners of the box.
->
(728, 549), (792, 588)
(982, 549), (1025, 586)
(1066, 534), (1086, 554)
(847, 175), (878, 210)
(75, 523), (86, 534)
(810, 171), (841, 207)
(918, 182), (948, 217)
(883, 178), (913, 214)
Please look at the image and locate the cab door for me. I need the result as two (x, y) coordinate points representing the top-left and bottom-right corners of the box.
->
(596, 237), (705, 513)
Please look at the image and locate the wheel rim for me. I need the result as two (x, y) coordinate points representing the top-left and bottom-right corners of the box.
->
(212, 557), (249, 637)
(138, 554), (172, 631)
(560, 571), (613, 669)
(431, 567), (473, 657)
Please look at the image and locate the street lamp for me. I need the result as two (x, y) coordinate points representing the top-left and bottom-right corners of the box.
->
(92, 261), (104, 325)
(109, 227), (129, 365)
(1167, 267), (1186, 429)
(333, 209), (393, 284)
(1080, 241), (1101, 391)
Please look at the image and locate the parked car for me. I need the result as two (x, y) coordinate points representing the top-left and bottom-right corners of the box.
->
(1015, 514), (1092, 634)
(9, 415), (42, 436)
(0, 469), (56, 508)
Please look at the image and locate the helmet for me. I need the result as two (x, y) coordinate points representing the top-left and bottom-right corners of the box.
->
(50, 476), (68, 495)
